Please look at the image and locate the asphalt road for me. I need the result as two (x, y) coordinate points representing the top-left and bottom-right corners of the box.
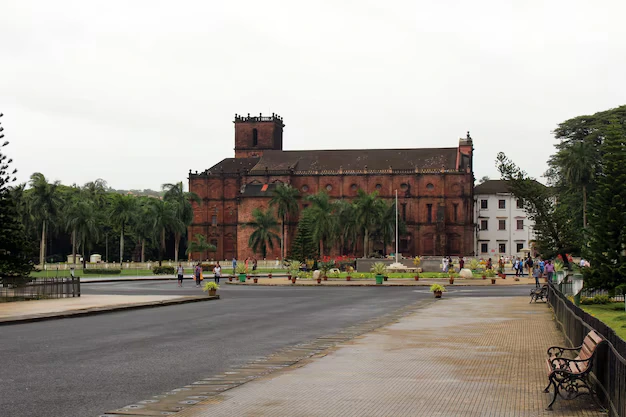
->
(0, 282), (531, 417)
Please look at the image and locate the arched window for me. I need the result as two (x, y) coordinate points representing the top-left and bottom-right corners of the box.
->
(252, 128), (258, 146)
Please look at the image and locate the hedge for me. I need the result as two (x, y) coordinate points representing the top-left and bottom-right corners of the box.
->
(83, 269), (121, 275)
(153, 266), (176, 275)
(201, 263), (216, 272)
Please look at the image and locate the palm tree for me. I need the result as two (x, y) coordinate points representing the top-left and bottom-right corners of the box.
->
(150, 198), (177, 266)
(558, 141), (595, 227)
(306, 191), (336, 257)
(109, 194), (137, 265)
(246, 208), (280, 259)
(186, 234), (217, 261)
(65, 199), (100, 268)
(28, 173), (61, 266)
(269, 184), (300, 261)
(333, 199), (358, 256)
(163, 182), (201, 262)
(353, 189), (383, 257)
(375, 199), (406, 256)
(133, 198), (155, 263)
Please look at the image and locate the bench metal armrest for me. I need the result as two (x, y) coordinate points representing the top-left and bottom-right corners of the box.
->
(547, 345), (581, 358)
(549, 357), (590, 373)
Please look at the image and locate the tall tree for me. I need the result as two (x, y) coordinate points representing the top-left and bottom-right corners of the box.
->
(0, 115), (33, 284)
(163, 182), (201, 262)
(246, 208), (280, 259)
(132, 199), (155, 263)
(28, 172), (61, 266)
(375, 199), (406, 256)
(65, 199), (100, 268)
(583, 120), (626, 289)
(354, 190), (382, 257)
(333, 199), (358, 256)
(109, 194), (136, 265)
(289, 209), (318, 262)
(269, 184), (300, 261)
(150, 198), (176, 266)
(186, 234), (217, 261)
(496, 153), (578, 267)
(305, 191), (336, 256)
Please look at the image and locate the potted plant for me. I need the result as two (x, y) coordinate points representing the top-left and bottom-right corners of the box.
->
(371, 262), (387, 285)
(319, 261), (334, 281)
(268, 272), (272, 279)
(414, 274), (419, 281)
(485, 269), (496, 284)
(236, 264), (247, 282)
(316, 275), (322, 284)
(448, 270), (455, 285)
(253, 276), (258, 283)
(430, 283), (446, 298)
(228, 275), (233, 282)
(203, 281), (219, 296)
(346, 266), (353, 281)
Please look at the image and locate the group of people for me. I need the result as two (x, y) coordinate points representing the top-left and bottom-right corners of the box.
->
(441, 256), (465, 273)
(175, 262), (222, 287)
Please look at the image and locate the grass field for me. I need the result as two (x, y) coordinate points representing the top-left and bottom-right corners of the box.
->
(581, 303), (626, 340)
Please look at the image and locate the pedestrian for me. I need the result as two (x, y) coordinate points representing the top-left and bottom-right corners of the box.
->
(448, 256), (454, 273)
(213, 262), (221, 284)
(539, 258), (545, 278)
(518, 258), (525, 277)
(176, 263), (184, 287)
(545, 260), (555, 283)
(194, 263), (202, 287)
(232, 257), (237, 275)
(514, 258), (519, 277)
(458, 257), (465, 270)
(532, 264), (540, 288)
(526, 256), (534, 276)
(252, 258), (258, 272)
(441, 256), (448, 272)
(486, 257), (492, 270)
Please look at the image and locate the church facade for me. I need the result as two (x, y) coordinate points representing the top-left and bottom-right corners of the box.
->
(188, 114), (475, 260)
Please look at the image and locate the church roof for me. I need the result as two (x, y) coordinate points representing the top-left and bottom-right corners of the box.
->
(205, 147), (459, 175)
(250, 148), (458, 172)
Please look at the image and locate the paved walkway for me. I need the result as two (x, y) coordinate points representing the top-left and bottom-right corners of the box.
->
(0, 294), (216, 324)
(176, 297), (604, 417)
(226, 276), (539, 286)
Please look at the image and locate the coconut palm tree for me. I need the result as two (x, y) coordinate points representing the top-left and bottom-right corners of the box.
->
(65, 199), (100, 268)
(375, 199), (406, 256)
(306, 191), (336, 257)
(353, 189), (383, 257)
(163, 182), (201, 262)
(133, 198), (155, 263)
(269, 184), (300, 261)
(150, 198), (177, 266)
(333, 199), (358, 256)
(109, 194), (137, 265)
(246, 208), (280, 259)
(186, 234), (217, 261)
(28, 173), (61, 266)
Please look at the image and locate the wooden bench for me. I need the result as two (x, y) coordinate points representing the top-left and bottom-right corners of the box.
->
(530, 285), (548, 303)
(544, 330), (606, 410)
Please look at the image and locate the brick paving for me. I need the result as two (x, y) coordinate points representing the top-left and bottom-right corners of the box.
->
(176, 297), (605, 417)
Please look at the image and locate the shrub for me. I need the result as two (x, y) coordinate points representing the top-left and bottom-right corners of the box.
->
(203, 282), (219, 292)
(153, 266), (175, 275)
(370, 262), (387, 275)
(592, 295), (611, 304)
(580, 296), (593, 305)
(83, 269), (121, 275)
(201, 263), (216, 272)
(430, 284), (446, 292)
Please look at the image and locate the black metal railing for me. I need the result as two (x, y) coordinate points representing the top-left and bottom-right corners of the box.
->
(0, 277), (80, 302)
(547, 283), (626, 416)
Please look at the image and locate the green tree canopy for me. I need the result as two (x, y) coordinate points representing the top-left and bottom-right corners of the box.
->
(246, 207), (280, 259)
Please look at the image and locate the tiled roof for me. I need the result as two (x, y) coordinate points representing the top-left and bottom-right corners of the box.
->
(206, 158), (259, 174)
(474, 179), (546, 195)
(248, 148), (459, 173)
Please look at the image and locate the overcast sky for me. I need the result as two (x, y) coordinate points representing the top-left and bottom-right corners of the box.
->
(1, 0), (625, 190)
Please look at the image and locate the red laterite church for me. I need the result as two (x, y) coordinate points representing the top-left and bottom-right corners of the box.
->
(188, 114), (475, 260)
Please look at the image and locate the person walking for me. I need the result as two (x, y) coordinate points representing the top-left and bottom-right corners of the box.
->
(545, 260), (555, 283)
(176, 263), (184, 287)
(213, 262), (221, 284)
(526, 255), (534, 277)
(518, 258), (525, 277)
(539, 258), (545, 278)
(458, 257), (465, 270)
(232, 257), (237, 275)
(194, 263), (202, 288)
(252, 258), (258, 272)
(532, 264), (540, 288)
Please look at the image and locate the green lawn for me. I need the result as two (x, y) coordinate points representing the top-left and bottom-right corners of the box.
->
(581, 303), (626, 340)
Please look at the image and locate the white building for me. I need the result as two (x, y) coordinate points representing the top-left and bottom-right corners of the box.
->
(474, 180), (539, 258)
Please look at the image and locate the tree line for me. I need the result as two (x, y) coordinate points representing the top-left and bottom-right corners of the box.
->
(8, 174), (202, 267)
(246, 185), (405, 261)
(497, 105), (626, 289)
